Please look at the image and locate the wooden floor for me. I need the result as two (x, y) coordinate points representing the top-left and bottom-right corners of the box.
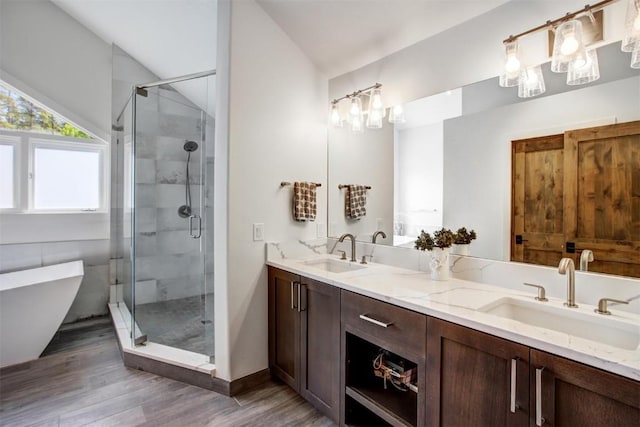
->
(0, 318), (335, 427)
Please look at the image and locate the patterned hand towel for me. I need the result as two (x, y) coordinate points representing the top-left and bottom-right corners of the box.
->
(293, 182), (317, 221)
(345, 185), (367, 219)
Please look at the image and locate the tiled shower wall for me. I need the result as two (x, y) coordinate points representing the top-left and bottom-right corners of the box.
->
(130, 88), (214, 305)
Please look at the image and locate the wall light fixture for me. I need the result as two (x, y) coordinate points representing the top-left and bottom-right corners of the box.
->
(500, 0), (637, 97)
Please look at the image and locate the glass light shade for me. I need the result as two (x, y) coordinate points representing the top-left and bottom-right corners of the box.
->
(366, 88), (384, 129)
(388, 104), (405, 123)
(632, 45), (640, 68)
(499, 40), (521, 87)
(551, 20), (585, 73)
(330, 103), (342, 127)
(567, 48), (600, 85)
(621, 0), (640, 52)
(518, 66), (546, 98)
(349, 96), (364, 132)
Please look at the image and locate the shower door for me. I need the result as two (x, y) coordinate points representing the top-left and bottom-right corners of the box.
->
(131, 82), (214, 358)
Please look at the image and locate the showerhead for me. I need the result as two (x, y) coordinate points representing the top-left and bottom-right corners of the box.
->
(184, 140), (199, 152)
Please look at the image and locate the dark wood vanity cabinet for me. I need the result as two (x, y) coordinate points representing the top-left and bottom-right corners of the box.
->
(426, 317), (530, 427)
(267, 267), (340, 423)
(341, 290), (427, 427)
(530, 349), (640, 427)
(268, 266), (639, 427)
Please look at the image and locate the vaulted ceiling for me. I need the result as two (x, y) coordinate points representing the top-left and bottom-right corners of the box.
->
(53, 0), (511, 81)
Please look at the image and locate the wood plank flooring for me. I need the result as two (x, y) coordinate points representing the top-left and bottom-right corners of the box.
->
(0, 318), (336, 427)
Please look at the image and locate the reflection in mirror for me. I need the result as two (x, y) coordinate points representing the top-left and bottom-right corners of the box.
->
(328, 41), (640, 277)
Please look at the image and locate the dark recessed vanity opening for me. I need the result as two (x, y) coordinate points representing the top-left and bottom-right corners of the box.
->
(345, 333), (419, 427)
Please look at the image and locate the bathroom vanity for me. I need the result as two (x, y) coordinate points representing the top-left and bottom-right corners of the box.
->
(267, 254), (640, 426)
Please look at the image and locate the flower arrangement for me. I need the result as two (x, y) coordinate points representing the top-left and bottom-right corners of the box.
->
(454, 227), (477, 245)
(414, 228), (455, 251)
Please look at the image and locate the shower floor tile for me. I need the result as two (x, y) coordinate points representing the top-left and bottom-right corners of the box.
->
(135, 294), (214, 356)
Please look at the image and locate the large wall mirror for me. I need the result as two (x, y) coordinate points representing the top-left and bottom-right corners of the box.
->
(327, 41), (640, 277)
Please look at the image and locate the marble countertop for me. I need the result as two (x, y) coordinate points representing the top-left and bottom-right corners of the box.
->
(267, 253), (640, 381)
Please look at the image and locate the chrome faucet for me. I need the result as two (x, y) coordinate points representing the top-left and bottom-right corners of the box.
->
(558, 258), (578, 308)
(372, 230), (387, 244)
(579, 250), (594, 271)
(338, 233), (357, 262)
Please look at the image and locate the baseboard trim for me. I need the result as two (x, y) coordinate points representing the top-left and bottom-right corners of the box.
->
(229, 368), (271, 396)
(123, 352), (270, 397)
(123, 351), (230, 395)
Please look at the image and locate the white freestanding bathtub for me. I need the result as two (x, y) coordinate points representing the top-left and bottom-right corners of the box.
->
(0, 260), (83, 368)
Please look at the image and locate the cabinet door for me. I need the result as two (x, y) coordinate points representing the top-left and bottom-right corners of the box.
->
(268, 267), (300, 390)
(530, 349), (640, 427)
(427, 318), (529, 427)
(511, 134), (566, 267)
(299, 277), (340, 423)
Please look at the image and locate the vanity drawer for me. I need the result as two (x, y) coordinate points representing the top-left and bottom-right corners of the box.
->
(341, 290), (426, 356)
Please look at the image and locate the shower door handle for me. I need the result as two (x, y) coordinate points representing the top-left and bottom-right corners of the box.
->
(189, 215), (202, 239)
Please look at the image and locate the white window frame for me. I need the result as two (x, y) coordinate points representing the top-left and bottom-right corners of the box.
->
(0, 135), (21, 212)
(0, 130), (109, 214)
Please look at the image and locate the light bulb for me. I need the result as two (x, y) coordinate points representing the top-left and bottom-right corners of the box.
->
(560, 33), (579, 55)
(504, 55), (521, 73)
(350, 99), (361, 116)
(330, 104), (341, 126)
(371, 90), (382, 109)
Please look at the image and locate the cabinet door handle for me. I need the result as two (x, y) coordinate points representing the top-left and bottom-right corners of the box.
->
(290, 281), (299, 310)
(535, 367), (545, 426)
(359, 314), (393, 328)
(297, 283), (306, 312)
(510, 358), (517, 413)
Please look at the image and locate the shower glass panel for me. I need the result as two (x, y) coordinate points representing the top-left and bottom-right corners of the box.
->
(115, 95), (134, 328)
(130, 74), (215, 359)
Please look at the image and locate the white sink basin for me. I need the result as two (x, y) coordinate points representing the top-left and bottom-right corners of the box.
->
(479, 297), (640, 350)
(303, 258), (365, 274)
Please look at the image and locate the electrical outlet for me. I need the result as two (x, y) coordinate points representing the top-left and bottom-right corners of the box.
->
(253, 223), (264, 241)
(316, 223), (325, 238)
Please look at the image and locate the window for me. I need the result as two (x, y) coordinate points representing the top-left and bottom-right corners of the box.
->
(0, 81), (108, 213)
(0, 83), (91, 138)
(32, 142), (103, 210)
(0, 143), (15, 208)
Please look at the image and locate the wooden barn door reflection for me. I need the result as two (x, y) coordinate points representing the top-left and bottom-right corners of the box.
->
(511, 121), (640, 278)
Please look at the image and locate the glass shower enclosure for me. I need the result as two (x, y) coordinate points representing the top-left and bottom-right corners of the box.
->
(114, 71), (215, 361)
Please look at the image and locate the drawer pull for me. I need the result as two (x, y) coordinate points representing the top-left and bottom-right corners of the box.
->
(359, 314), (394, 328)
(535, 367), (545, 426)
(510, 358), (517, 413)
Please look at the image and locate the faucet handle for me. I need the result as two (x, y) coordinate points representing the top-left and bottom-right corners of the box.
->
(523, 283), (548, 302)
(338, 250), (347, 260)
(594, 298), (629, 315)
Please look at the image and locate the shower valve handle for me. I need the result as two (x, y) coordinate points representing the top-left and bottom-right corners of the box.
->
(189, 215), (202, 239)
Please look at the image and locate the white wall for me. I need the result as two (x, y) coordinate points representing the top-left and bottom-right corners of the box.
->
(443, 75), (640, 261)
(224, 0), (327, 380)
(0, 0), (112, 142)
(394, 122), (443, 238)
(328, 121), (394, 244)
